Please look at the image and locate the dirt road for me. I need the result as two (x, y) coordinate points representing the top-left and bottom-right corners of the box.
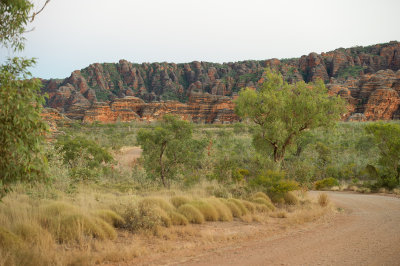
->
(175, 192), (400, 266)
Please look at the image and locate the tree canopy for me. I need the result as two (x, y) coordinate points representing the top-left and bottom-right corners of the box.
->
(136, 115), (207, 188)
(234, 69), (346, 163)
(0, 0), (49, 196)
(365, 122), (400, 186)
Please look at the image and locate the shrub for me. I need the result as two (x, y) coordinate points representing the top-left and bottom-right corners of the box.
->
(284, 192), (299, 205)
(249, 170), (299, 202)
(122, 202), (171, 232)
(318, 193), (329, 207)
(189, 201), (219, 221)
(315, 177), (339, 190)
(177, 204), (205, 224)
(170, 196), (191, 208)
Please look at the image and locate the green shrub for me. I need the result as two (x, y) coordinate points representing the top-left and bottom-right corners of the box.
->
(249, 170), (299, 201)
(315, 177), (339, 190)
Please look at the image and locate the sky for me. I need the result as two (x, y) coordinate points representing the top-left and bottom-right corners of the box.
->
(2, 0), (400, 79)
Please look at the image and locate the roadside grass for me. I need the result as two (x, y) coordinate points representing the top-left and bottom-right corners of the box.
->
(0, 184), (330, 266)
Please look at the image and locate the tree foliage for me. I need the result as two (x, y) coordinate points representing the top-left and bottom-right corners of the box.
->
(0, 0), (49, 196)
(234, 69), (346, 163)
(136, 115), (207, 188)
(365, 122), (400, 185)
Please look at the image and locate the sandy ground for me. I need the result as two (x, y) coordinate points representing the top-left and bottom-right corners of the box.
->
(169, 192), (400, 266)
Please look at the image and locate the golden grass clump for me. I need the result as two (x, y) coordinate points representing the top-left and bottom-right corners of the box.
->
(177, 204), (205, 224)
(0, 226), (24, 250)
(95, 209), (125, 227)
(241, 200), (256, 214)
(252, 192), (272, 202)
(189, 200), (219, 221)
(284, 192), (299, 205)
(12, 223), (54, 247)
(250, 197), (276, 211)
(221, 200), (242, 217)
(318, 193), (329, 207)
(139, 197), (175, 212)
(39, 201), (117, 243)
(228, 198), (249, 216)
(169, 211), (189, 225)
(170, 196), (191, 208)
(206, 198), (233, 221)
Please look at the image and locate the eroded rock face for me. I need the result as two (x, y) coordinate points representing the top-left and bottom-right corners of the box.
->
(40, 42), (400, 123)
(82, 94), (238, 124)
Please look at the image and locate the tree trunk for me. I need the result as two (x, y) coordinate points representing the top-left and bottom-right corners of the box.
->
(160, 142), (167, 188)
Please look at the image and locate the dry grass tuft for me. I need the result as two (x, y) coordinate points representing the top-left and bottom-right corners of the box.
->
(241, 200), (256, 214)
(189, 200), (219, 221)
(252, 192), (272, 202)
(206, 198), (233, 221)
(221, 200), (242, 217)
(271, 211), (287, 218)
(177, 204), (205, 224)
(318, 193), (329, 207)
(95, 209), (125, 227)
(250, 197), (276, 211)
(170, 196), (191, 208)
(169, 211), (189, 225)
(284, 192), (299, 205)
(139, 197), (175, 212)
(228, 199), (249, 216)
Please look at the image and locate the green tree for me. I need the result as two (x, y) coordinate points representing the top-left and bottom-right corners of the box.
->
(136, 115), (207, 188)
(235, 69), (346, 164)
(0, 0), (50, 196)
(365, 122), (400, 185)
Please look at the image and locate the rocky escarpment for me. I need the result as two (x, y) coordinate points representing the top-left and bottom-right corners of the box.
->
(82, 93), (237, 124)
(40, 41), (400, 123)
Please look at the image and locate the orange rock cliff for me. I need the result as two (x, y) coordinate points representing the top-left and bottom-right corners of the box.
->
(40, 41), (400, 124)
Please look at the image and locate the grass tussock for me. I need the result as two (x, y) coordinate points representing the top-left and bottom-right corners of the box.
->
(206, 198), (233, 221)
(252, 192), (272, 202)
(221, 199), (242, 217)
(318, 193), (329, 207)
(170, 196), (191, 208)
(188, 200), (219, 221)
(284, 192), (299, 205)
(177, 204), (205, 224)
(169, 211), (189, 225)
(95, 209), (125, 227)
(249, 197), (276, 211)
(228, 198), (249, 216)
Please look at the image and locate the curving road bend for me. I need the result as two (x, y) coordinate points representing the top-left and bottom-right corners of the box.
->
(178, 192), (400, 266)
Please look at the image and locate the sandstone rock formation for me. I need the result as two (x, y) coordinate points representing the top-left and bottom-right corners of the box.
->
(40, 41), (400, 124)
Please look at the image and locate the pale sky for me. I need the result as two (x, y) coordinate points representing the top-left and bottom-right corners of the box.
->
(2, 0), (400, 79)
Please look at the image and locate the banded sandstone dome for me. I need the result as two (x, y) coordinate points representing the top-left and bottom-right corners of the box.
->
(41, 41), (400, 124)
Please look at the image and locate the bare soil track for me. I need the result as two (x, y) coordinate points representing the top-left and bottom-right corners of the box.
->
(171, 192), (400, 266)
